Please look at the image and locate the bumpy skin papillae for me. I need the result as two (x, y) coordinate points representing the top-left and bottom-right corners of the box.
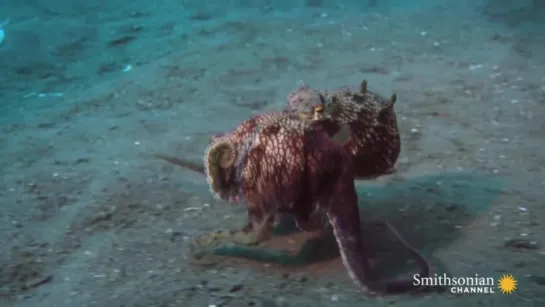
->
(196, 113), (431, 295)
(285, 80), (401, 179)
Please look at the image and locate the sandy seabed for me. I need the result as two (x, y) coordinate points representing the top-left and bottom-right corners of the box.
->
(1, 0), (544, 306)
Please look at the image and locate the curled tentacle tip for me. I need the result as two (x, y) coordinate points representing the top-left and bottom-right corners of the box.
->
(205, 140), (237, 197)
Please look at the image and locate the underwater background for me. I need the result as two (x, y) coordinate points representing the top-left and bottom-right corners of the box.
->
(1, 0), (544, 306)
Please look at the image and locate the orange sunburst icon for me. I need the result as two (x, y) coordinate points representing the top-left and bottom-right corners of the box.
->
(498, 274), (517, 294)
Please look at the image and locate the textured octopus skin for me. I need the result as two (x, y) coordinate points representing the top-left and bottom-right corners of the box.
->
(203, 114), (427, 295)
(285, 81), (401, 179)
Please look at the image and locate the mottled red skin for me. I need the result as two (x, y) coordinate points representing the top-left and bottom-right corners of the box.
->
(208, 111), (285, 150)
(204, 114), (430, 295)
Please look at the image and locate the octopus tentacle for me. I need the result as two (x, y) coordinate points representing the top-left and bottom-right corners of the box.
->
(325, 170), (430, 295)
(365, 220), (433, 293)
(152, 153), (205, 174)
(322, 154), (381, 294)
(190, 214), (272, 252)
(204, 140), (237, 197)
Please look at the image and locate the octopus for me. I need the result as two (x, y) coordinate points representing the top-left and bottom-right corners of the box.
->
(157, 80), (399, 179)
(154, 112), (434, 295)
(284, 80), (400, 179)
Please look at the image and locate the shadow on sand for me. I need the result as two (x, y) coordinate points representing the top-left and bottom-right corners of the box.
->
(202, 171), (506, 279)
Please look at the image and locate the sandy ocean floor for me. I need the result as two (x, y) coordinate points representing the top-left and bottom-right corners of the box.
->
(1, 0), (544, 306)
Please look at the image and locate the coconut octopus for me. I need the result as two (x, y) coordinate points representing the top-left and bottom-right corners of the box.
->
(154, 109), (434, 295)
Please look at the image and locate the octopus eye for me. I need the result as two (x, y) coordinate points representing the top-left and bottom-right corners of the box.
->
(314, 105), (324, 114)
(312, 105), (326, 121)
(313, 105), (325, 117)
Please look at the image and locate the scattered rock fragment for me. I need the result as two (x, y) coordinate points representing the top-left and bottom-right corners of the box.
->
(504, 238), (539, 251)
